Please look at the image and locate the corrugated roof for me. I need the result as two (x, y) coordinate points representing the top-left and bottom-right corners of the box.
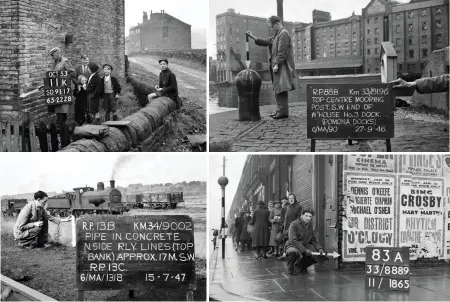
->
(296, 56), (364, 70)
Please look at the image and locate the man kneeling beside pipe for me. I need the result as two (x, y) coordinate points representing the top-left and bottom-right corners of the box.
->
(285, 208), (328, 275)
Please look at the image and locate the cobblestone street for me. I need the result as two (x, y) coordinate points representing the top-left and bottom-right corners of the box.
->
(209, 103), (449, 152)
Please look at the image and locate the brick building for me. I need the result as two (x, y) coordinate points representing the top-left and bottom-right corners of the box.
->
(227, 154), (449, 269)
(128, 10), (191, 53)
(0, 0), (125, 121)
(294, 0), (449, 76)
(215, 9), (296, 82)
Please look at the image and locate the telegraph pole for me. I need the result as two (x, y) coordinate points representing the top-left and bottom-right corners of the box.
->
(277, 0), (284, 22)
(218, 157), (228, 259)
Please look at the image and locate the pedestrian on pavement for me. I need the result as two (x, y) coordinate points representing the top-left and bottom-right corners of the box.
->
(391, 74), (449, 94)
(285, 209), (327, 275)
(266, 201), (274, 254)
(250, 201), (270, 259)
(147, 58), (182, 108)
(212, 229), (219, 250)
(268, 200), (284, 257)
(278, 194), (302, 260)
(14, 191), (72, 248)
(94, 63), (121, 121)
(246, 16), (298, 119)
(234, 211), (245, 251)
(240, 211), (252, 251)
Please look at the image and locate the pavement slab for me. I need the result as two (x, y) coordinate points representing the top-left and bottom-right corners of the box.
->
(210, 238), (450, 301)
(209, 103), (449, 152)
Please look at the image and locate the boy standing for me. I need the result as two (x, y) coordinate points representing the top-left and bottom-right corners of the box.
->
(73, 75), (88, 125)
(94, 63), (121, 121)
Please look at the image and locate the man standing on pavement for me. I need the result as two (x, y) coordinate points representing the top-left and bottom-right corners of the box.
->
(278, 194), (302, 260)
(247, 16), (297, 119)
(285, 209), (327, 275)
(14, 191), (71, 248)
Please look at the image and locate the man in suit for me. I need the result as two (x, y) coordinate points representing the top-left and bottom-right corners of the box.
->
(14, 191), (71, 248)
(75, 54), (91, 81)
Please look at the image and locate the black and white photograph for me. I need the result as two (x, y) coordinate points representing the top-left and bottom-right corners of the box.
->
(0, 0), (207, 152)
(209, 0), (449, 152)
(209, 153), (450, 301)
(0, 153), (207, 301)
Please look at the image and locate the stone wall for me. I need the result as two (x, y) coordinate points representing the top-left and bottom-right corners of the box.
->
(411, 47), (449, 113)
(0, 0), (125, 121)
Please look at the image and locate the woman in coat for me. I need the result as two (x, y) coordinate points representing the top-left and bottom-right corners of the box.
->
(234, 212), (244, 251)
(283, 193), (303, 241)
(250, 201), (270, 259)
(247, 16), (297, 119)
(240, 211), (252, 251)
(268, 200), (284, 257)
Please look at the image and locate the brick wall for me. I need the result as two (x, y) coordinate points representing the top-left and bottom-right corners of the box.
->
(141, 13), (191, 51)
(0, 0), (125, 121)
(411, 46), (449, 112)
(291, 155), (313, 210)
(0, 0), (20, 119)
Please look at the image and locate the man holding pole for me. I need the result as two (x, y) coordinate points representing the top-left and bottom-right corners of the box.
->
(246, 16), (297, 119)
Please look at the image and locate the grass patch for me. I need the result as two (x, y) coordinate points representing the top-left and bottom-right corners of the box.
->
(209, 140), (232, 152)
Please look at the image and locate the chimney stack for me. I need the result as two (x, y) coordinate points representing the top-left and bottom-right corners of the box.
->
(97, 182), (105, 191)
(110, 180), (115, 189)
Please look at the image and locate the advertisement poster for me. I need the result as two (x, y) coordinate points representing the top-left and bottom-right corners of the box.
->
(398, 177), (445, 260)
(444, 179), (450, 260)
(399, 155), (443, 177)
(342, 172), (396, 262)
(344, 154), (396, 174)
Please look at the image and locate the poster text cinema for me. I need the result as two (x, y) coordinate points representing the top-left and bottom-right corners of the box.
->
(342, 154), (450, 262)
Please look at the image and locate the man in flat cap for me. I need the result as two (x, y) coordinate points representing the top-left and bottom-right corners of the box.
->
(147, 58), (180, 108)
(46, 47), (76, 124)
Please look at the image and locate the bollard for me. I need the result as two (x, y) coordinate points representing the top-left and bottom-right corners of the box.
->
(235, 69), (262, 121)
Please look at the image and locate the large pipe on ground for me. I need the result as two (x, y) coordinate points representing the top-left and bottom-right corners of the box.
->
(59, 96), (177, 152)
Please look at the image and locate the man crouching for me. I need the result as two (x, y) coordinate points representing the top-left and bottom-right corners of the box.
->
(285, 209), (327, 275)
(13, 191), (71, 248)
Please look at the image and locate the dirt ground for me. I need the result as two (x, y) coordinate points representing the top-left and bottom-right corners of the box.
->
(128, 60), (206, 152)
(0, 192), (207, 301)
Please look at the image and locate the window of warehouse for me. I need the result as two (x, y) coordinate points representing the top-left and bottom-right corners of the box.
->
(163, 26), (168, 38)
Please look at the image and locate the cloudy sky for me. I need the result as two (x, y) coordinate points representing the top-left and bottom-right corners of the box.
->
(208, 0), (410, 56)
(0, 154), (206, 196)
(209, 154), (247, 230)
(125, 0), (207, 47)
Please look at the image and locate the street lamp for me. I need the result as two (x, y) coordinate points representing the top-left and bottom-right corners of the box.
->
(218, 173), (229, 259)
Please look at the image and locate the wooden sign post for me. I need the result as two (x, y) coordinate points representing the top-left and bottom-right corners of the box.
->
(76, 215), (196, 301)
(43, 70), (73, 106)
(307, 84), (395, 152)
(365, 247), (410, 292)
